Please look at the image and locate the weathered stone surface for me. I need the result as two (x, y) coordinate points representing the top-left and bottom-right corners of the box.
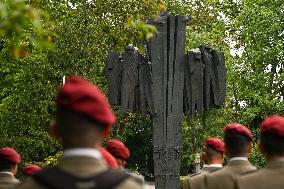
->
(105, 50), (122, 105)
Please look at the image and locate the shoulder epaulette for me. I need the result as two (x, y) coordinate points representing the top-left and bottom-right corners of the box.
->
(189, 171), (202, 178)
(240, 169), (259, 176)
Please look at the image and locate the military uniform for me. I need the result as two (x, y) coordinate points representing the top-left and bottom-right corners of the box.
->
(205, 158), (256, 189)
(0, 172), (20, 189)
(236, 115), (284, 189)
(184, 138), (225, 189)
(16, 149), (142, 189)
(0, 147), (22, 189)
(184, 164), (222, 189)
(236, 159), (284, 189)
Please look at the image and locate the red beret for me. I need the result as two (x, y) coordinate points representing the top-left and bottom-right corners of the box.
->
(23, 164), (42, 176)
(106, 139), (130, 160)
(0, 147), (21, 164)
(224, 123), (253, 140)
(56, 76), (116, 126)
(99, 148), (118, 169)
(260, 115), (284, 136)
(205, 138), (225, 152)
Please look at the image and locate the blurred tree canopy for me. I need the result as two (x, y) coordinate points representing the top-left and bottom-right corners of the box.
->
(1, 0), (283, 175)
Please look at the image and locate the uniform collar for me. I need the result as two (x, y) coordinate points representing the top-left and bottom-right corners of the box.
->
(0, 171), (14, 176)
(206, 164), (223, 168)
(229, 157), (248, 162)
(63, 148), (102, 159)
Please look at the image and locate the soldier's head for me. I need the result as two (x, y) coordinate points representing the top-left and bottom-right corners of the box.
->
(106, 139), (130, 168)
(259, 115), (284, 159)
(202, 138), (225, 164)
(224, 123), (253, 158)
(0, 147), (21, 175)
(23, 164), (42, 177)
(50, 76), (116, 149)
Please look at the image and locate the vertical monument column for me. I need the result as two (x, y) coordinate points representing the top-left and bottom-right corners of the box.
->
(149, 14), (188, 189)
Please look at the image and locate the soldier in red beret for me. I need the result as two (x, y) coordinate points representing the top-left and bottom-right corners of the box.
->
(205, 123), (256, 189)
(106, 139), (130, 168)
(23, 164), (42, 176)
(15, 76), (142, 189)
(236, 115), (284, 189)
(106, 139), (145, 185)
(0, 147), (21, 189)
(184, 138), (225, 189)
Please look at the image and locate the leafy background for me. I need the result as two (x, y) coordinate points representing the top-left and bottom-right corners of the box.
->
(1, 0), (283, 176)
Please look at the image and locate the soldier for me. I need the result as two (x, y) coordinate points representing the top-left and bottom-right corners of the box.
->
(205, 123), (256, 189)
(106, 139), (130, 169)
(184, 138), (225, 189)
(106, 139), (145, 185)
(23, 164), (42, 176)
(236, 115), (284, 189)
(16, 76), (142, 189)
(0, 147), (21, 189)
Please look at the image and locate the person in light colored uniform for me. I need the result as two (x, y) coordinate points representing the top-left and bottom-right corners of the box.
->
(0, 147), (21, 189)
(236, 115), (284, 189)
(205, 123), (256, 189)
(15, 76), (142, 189)
(184, 138), (225, 189)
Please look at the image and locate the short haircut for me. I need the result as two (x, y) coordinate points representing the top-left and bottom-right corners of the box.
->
(56, 106), (106, 144)
(0, 157), (14, 171)
(260, 132), (284, 156)
(205, 146), (222, 161)
(224, 132), (251, 157)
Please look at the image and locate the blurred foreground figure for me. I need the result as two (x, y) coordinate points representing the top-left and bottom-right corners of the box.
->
(16, 76), (142, 189)
(23, 164), (42, 176)
(184, 138), (224, 189)
(0, 147), (21, 189)
(205, 123), (256, 189)
(236, 115), (284, 189)
(107, 139), (145, 185)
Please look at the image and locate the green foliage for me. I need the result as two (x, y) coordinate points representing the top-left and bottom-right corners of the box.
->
(0, 0), (54, 57)
(1, 0), (283, 174)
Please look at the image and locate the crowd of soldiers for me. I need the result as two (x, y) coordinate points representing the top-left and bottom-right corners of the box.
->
(1, 75), (284, 189)
(184, 117), (284, 189)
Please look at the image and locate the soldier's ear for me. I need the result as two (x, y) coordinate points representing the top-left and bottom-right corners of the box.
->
(49, 123), (62, 141)
(248, 141), (253, 153)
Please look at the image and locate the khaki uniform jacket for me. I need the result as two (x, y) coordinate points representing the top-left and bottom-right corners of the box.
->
(205, 160), (256, 189)
(0, 172), (20, 189)
(15, 156), (142, 189)
(184, 167), (221, 189)
(236, 160), (284, 189)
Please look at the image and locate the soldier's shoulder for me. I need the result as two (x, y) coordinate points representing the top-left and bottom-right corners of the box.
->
(238, 168), (261, 180)
(189, 171), (202, 178)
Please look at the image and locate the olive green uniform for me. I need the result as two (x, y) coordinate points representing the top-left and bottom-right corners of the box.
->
(15, 156), (142, 189)
(0, 172), (20, 189)
(205, 160), (256, 189)
(184, 166), (222, 189)
(236, 160), (284, 189)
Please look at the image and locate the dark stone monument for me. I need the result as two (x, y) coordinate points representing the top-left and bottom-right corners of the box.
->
(105, 14), (226, 189)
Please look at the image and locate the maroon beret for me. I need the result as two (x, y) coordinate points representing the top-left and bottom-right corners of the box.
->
(260, 115), (284, 136)
(106, 139), (130, 160)
(0, 147), (21, 164)
(23, 164), (42, 176)
(205, 138), (225, 152)
(224, 123), (253, 140)
(56, 76), (116, 126)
